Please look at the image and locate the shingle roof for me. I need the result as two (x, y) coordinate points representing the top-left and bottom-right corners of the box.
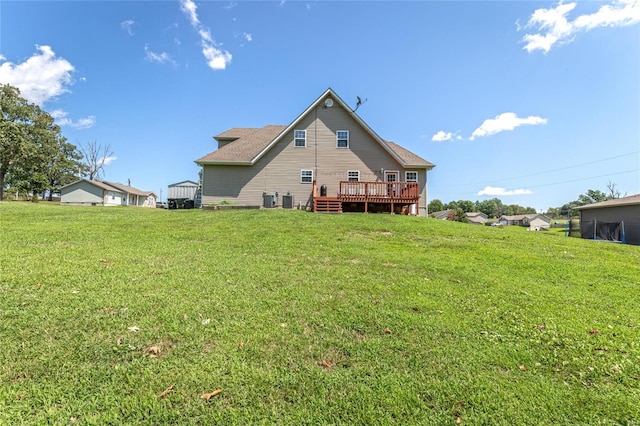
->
(575, 193), (640, 210)
(385, 141), (435, 168)
(197, 125), (287, 164)
(102, 181), (153, 196)
(214, 127), (264, 141)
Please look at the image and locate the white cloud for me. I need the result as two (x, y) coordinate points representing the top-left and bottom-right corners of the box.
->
(144, 45), (176, 65)
(101, 156), (117, 166)
(244, 33), (253, 42)
(179, 0), (232, 70)
(477, 186), (533, 196)
(0, 45), (74, 106)
(50, 109), (96, 129)
(470, 112), (547, 140)
(431, 131), (462, 142)
(180, 0), (200, 27)
(121, 19), (135, 36)
(521, 0), (640, 53)
(201, 44), (232, 70)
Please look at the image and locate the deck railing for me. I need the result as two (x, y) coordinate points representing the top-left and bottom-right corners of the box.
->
(337, 181), (419, 200)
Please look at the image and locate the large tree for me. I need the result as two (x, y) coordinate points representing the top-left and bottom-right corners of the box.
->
(43, 137), (83, 200)
(0, 84), (82, 201)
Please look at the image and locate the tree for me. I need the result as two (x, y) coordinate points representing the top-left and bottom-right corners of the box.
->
(456, 200), (475, 213)
(606, 181), (624, 199)
(447, 208), (468, 223)
(43, 138), (83, 200)
(0, 84), (68, 201)
(577, 189), (608, 206)
(81, 141), (113, 180)
(545, 207), (561, 218)
(428, 199), (444, 213)
(477, 199), (500, 218)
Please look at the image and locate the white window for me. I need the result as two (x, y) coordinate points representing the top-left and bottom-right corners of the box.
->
(300, 169), (313, 184)
(294, 130), (306, 148)
(406, 171), (418, 182)
(347, 170), (360, 181)
(336, 130), (349, 148)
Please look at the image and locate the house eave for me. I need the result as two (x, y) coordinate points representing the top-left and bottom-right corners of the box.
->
(195, 160), (253, 166)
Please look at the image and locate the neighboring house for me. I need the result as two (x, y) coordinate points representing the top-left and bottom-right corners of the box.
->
(466, 212), (488, 225)
(499, 214), (551, 230)
(575, 194), (640, 245)
(430, 210), (453, 220)
(60, 179), (156, 207)
(195, 88), (435, 215)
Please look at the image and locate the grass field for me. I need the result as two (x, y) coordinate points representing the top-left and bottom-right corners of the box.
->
(1, 203), (638, 424)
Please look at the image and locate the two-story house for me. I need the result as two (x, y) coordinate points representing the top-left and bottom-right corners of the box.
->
(195, 88), (435, 215)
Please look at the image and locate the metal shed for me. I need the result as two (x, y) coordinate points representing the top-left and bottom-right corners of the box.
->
(168, 180), (198, 200)
(576, 194), (640, 245)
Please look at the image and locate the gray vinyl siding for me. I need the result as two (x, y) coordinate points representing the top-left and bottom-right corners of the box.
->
(202, 97), (429, 215)
(61, 181), (105, 205)
(580, 205), (640, 245)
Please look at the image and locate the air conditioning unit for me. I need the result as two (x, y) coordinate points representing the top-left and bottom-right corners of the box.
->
(282, 194), (294, 209)
(263, 193), (276, 208)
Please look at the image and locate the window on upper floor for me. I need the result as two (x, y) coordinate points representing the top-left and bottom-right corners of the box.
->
(300, 169), (313, 184)
(294, 130), (306, 148)
(336, 130), (349, 148)
(347, 170), (360, 181)
(406, 171), (418, 182)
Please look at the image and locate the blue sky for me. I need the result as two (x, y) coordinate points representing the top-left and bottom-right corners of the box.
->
(1, 0), (638, 210)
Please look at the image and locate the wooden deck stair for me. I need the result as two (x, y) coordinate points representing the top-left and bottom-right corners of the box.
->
(313, 197), (343, 213)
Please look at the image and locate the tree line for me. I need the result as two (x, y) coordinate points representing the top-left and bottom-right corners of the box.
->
(545, 183), (624, 218)
(0, 84), (111, 201)
(430, 182), (624, 222)
(428, 197), (537, 221)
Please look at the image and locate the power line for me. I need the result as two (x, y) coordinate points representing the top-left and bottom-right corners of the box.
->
(433, 150), (639, 188)
(526, 169), (640, 189)
(433, 168), (639, 196)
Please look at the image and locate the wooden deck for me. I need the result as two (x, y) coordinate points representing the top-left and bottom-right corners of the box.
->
(313, 181), (419, 214)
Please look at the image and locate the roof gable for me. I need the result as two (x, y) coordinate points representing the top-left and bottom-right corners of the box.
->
(196, 88), (434, 169)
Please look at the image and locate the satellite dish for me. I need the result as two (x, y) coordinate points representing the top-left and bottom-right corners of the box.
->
(324, 98), (334, 107)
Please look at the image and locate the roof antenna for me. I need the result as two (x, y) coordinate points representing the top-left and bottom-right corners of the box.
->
(351, 95), (367, 113)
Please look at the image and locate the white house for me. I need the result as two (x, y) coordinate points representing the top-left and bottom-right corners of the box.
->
(60, 179), (156, 207)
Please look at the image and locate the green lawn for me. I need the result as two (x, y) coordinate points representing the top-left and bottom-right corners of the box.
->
(1, 203), (638, 424)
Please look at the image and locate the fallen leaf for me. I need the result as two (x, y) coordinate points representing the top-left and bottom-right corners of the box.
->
(116, 338), (122, 346)
(158, 384), (174, 398)
(17, 393), (26, 400)
(144, 345), (162, 358)
(238, 341), (244, 349)
(519, 364), (527, 371)
(536, 323), (546, 330)
(200, 389), (222, 401)
(589, 329), (599, 335)
(384, 328), (392, 334)
(201, 319), (211, 325)
(456, 416), (462, 424)
(128, 326), (140, 332)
